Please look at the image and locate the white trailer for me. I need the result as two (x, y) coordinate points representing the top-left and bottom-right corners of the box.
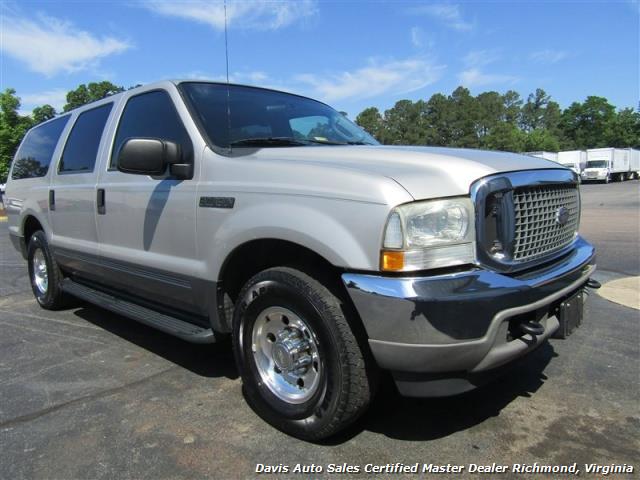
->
(628, 148), (640, 180)
(525, 151), (559, 162)
(582, 148), (630, 183)
(557, 150), (586, 175)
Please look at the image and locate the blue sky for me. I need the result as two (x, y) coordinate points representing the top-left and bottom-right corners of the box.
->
(1, 0), (638, 117)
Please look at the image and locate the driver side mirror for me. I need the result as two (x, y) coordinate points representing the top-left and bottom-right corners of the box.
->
(117, 138), (193, 179)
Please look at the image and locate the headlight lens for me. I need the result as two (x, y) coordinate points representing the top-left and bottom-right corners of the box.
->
(402, 199), (471, 247)
(381, 197), (475, 271)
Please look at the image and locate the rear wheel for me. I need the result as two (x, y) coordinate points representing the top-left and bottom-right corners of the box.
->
(27, 231), (67, 309)
(232, 267), (373, 441)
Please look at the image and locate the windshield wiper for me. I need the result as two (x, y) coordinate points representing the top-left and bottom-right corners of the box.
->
(304, 138), (373, 146)
(303, 138), (348, 145)
(229, 137), (308, 147)
(229, 136), (375, 147)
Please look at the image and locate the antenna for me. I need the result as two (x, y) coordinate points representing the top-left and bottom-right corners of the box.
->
(224, 0), (232, 152)
(224, 0), (230, 86)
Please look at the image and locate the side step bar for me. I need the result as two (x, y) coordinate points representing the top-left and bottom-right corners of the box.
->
(61, 278), (215, 344)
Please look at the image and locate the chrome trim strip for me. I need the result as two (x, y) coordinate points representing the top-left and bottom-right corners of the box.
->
(53, 246), (192, 288)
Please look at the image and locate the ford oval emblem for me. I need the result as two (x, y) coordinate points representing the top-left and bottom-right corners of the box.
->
(556, 206), (570, 226)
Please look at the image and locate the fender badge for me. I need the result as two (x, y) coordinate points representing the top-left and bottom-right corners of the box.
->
(199, 197), (235, 209)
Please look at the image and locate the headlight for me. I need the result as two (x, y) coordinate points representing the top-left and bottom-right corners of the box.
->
(381, 197), (475, 271)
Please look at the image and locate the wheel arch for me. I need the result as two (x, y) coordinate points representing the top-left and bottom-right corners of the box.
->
(215, 238), (364, 337)
(218, 237), (340, 302)
(16, 213), (48, 259)
(23, 214), (45, 244)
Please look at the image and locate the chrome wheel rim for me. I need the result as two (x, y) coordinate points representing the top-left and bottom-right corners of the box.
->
(32, 249), (48, 295)
(251, 306), (322, 404)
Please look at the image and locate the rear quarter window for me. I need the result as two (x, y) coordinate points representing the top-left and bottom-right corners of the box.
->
(11, 115), (70, 180)
(59, 103), (113, 174)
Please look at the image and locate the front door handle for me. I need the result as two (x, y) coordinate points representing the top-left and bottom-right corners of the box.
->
(49, 190), (55, 211)
(97, 189), (106, 215)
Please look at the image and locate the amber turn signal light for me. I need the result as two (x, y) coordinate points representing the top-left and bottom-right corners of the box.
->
(381, 250), (405, 271)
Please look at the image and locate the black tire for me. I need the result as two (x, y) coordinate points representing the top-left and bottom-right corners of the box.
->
(604, 174), (610, 184)
(27, 231), (67, 310)
(232, 267), (373, 441)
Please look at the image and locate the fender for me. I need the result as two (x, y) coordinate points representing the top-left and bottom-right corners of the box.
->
(201, 199), (392, 280)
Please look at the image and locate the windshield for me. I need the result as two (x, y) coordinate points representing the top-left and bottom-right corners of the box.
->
(179, 82), (378, 148)
(587, 160), (608, 168)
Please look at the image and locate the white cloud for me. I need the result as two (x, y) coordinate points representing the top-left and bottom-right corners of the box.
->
(0, 14), (130, 76)
(295, 57), (446, 102)
(410, 26), (435, 50)
(463, 49), (501, 67)
(242, 71), (269, 83)
(530, 49), (569, 64)
(410, 3), (473, 31)
(20, 89), (68, 111)
(458, 49), (517, 87)
(141, 0), (318, 31)
(458, 68), (518, 87)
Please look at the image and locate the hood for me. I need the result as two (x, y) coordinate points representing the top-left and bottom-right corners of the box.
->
(249, 145), (564, 200)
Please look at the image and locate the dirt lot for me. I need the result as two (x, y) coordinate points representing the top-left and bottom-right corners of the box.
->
(0, 180), (638, 479)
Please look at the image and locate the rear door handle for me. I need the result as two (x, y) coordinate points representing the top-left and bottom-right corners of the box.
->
(97, 188), (106, 215)
(49, 190), (55, 211)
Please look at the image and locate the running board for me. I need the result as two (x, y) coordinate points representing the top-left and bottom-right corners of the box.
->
(61, 278), (215, 344)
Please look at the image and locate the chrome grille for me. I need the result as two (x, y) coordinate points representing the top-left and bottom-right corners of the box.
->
(512, 185), (579, 263)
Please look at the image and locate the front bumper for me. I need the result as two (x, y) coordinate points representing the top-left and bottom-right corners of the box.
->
(581, 171), (607, 181)
(342, 236), (595, 396)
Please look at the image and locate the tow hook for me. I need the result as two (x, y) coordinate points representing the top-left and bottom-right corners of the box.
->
(519, 321), (545, 336)
(586, 278), (601, 289)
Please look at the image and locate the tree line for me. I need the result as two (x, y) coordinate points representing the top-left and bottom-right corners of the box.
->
(1, 81), (639, 183)
(355, 87), (639, 152)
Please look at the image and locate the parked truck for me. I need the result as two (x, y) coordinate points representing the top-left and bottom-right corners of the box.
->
(557, 150), (586, 176)
(526, 151), (559, 163)
(582, 148), (630, 183)
(628, 148), (640, 180)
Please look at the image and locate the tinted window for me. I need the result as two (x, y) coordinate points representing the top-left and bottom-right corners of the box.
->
(111, 90), (192, 168)
(11, 116), (69, 180)
(179, 82), (378, 148)
(59, 103), (113, 173)
(290, 116), (329, 137)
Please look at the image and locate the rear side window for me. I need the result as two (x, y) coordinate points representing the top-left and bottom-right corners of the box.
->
(59, 103), (113, 174)
(11, 115), (70, 180)
(111, 90), (192, 168)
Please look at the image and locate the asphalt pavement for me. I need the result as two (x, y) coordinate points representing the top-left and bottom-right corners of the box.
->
(0, 180), (638, 479)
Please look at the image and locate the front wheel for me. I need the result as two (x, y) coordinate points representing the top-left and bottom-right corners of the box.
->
(232, 267), (374, 441)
